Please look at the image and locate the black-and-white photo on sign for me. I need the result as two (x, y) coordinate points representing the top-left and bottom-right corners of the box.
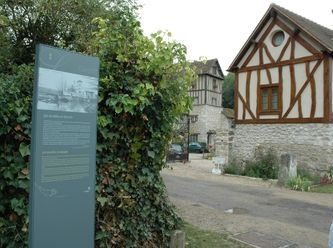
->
(37, 68), (98, 113)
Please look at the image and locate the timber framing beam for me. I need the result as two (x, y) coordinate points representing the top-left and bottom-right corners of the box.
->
(235, 117), (327, 124)
(306, 62), (316, 118)
(238, 54), (323, 73)
(277, 37), (291, 62)
(238, 91), (256, 120)
(323, 55), (332, 122)
(282, 59), (322, 118)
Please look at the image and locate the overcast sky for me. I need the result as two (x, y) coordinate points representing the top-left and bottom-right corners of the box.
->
(138, 0), (333, 74)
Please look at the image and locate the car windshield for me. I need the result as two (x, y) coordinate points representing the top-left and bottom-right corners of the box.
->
(189, 142), (200, 147)
(171, 144), (182, 152)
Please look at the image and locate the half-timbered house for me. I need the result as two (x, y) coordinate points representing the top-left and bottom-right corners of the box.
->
(228, 4), (333, 172)
(189, 59), (225, 145)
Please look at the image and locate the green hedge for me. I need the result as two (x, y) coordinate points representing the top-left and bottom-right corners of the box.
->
(0, 65), (33, 247)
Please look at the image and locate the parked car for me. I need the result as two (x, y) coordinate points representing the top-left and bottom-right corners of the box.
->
(169, 144), (183, 155)
(199, 142), (209, 153)
(166, 144), (187, 162)
(188, 142), (204, 153)
(188, 142), (210, 153)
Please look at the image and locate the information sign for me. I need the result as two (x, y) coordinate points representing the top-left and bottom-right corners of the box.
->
(29, 44), (99, 248)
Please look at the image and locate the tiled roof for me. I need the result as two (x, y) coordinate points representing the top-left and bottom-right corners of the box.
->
(272, 3), (333, 51)
(192, 59), (224, 78)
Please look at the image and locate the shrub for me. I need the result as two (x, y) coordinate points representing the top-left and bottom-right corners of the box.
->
(243, 161), (262, 178)
(297, 167), (320, 184)
(287, 176), (312, 191)
(225, 148), (278, 179)
(224, 158), (243, 175)
(329, 166), (333, 181)
(0, 65), (33, 247)
(318, 166), (333, 185)
(320, 175), (331, 185)
(243, 147), (279, 179)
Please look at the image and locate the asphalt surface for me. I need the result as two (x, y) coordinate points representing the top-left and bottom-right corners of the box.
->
(162, 157), (333, 248)
(164, 174), (333, 234)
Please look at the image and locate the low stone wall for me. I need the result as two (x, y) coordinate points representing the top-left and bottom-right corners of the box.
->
(232, 123), (333, 173)
(214, 128), (234, 164)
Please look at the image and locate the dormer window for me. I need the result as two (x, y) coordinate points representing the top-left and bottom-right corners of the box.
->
(272, 31), (285, 47)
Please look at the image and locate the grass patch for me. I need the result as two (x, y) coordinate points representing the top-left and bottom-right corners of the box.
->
(311, 184), (333, 193)
(182, 222), (248, 248)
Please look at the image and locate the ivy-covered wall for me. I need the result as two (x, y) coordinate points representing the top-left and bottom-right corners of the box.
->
(0, 1), (195, 247)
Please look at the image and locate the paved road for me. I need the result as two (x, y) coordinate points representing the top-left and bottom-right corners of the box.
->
(162, 157), (333, 248)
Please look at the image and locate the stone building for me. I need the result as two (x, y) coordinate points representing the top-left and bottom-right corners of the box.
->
(189, 59), (225, 145)
(227, 4), (333, 173)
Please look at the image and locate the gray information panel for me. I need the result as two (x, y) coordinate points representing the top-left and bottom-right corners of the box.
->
(29, 44), (99, 248)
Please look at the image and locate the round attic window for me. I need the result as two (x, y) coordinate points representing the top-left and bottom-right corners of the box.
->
(272, 31), (285, 47)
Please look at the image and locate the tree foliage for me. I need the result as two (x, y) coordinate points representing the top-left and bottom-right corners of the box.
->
(222, 72), (235, 109)
(0, 0), (195, 247)
(0, 0), (108, 69)
(91, 7), (195, 248)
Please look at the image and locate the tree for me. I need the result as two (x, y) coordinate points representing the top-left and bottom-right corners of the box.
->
(0, 0), (108, 70)
(0, 0), (195, 247)
(222, 72), (235, 108)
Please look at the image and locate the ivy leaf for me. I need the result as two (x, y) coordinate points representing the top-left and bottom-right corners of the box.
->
(17, 115), (28, 122)
(147, 150), (155, 158)
(95, 231), (109, 240)
(10, 198), (25, 216)
(115, 105), (122, 114)
(3, 170), (14, 180)
(15, 107), (23, 115)
(98, 115), (108, 127)
(19, 143), (30, 157)
(97, 197), (108, 207)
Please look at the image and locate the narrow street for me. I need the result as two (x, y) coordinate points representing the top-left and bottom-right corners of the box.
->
(162, 155), (333, 248)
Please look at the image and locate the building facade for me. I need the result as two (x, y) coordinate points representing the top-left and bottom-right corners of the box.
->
(228, 4), (333, 173)
(189, 59), (225, 145)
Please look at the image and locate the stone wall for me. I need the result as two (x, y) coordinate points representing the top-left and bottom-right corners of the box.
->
(214, 128), (234, 164)
(190, 105), (225, 144)
(232, 123), (333, 173)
